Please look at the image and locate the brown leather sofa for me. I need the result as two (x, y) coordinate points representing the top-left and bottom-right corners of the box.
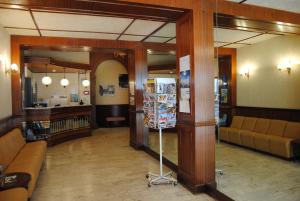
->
(0, 128), (47, 200)
(219, 116), (300, 159)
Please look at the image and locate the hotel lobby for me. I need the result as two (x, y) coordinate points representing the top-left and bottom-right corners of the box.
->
(0, 1), (300, 201)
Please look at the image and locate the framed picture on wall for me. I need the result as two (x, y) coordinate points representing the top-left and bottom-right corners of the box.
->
(99, 85), (115, 96)
(119, 74), (129, 88)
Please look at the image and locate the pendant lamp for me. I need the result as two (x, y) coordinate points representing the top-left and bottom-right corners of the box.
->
(82, 70), (90, 88)
(42, 64), (52, 87)
(60, 68), (69, 88)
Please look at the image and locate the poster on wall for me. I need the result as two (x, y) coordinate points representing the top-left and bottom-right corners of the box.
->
(99, 85), (115, 96)
(179, 55), (191, 113)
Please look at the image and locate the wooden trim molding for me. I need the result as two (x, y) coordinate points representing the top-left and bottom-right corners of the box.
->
(0, 115), (24, 136)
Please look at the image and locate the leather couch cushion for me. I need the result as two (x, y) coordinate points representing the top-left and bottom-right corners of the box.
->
(241, 117), (257, 131)
(0, 128), (25, 169)
(0, 188), (28, 201)
(230, 116), (244, 129)
(254, 133), (270, 152)
(219, 127), (229, 141)
(253, 118), (270, 134)
(269, 136), (293, 158)
(5, 141), (47, 197)
(283, 122), (300, 139)
(240, 130), (255, 148)
(228, 128), (242, 145)
(267, 120), (287, 137)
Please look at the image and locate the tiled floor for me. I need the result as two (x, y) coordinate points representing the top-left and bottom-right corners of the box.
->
(148, 132), (300, 201)
(31, 128), (214, 201)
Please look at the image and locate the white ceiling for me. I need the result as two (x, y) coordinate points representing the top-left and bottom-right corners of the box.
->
(227, 0), (300, 14)
(0, 8), (286, 49)
(214, 28), (280, 48)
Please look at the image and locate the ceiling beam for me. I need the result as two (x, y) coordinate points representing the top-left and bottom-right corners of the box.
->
(220, 33), (264, 47)
(239, 0), (247, 4)
(29, 9), (41, 36)
(164, 36), (176, 43)
(141, 21), (169, 42)
(117, 19), (136, 40)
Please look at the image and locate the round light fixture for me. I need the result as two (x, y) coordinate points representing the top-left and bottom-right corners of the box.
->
(82, 79), (90, 87)
(60, 78), (69, 88)
(42, 76), (52, 87)
(10, 63), (19, 72)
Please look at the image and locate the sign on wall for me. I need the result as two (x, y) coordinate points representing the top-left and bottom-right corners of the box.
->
(179, 55), (191, 113)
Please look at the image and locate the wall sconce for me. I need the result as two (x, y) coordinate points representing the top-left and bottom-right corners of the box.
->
(239, 67), (250, 78)
(5, 63), (19, 74)
(277, 60), (293, 74)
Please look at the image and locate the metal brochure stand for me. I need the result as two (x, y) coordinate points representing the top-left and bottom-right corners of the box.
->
(143, 78), (177, 187)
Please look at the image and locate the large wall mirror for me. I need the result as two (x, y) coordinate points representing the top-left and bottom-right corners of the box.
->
(21, 49), (91, 109)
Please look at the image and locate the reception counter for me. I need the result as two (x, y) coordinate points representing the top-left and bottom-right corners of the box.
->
(25, 105), (92, 146)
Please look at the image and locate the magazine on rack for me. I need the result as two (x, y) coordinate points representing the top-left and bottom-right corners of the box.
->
(143, 78), (176, 129)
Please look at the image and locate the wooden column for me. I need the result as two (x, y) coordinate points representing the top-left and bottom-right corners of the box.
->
(176, 1), (216, 192)
(129, 45), (148, 149)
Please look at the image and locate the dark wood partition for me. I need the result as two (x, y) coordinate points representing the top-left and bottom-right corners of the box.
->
(96, 105), (129, 127)
(233, 106), (300, 123)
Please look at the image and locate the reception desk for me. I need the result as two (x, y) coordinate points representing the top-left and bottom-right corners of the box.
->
(25, 105), (92, 146)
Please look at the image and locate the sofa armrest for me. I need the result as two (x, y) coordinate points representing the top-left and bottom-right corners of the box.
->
(0, 173), (31, 191)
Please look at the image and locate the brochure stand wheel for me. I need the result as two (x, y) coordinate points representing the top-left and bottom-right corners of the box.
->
(146, 128), (177, 187)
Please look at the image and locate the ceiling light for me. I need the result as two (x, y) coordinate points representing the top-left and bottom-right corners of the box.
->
(82, 70), (90, 88)
(42, 64), (52, 87)
(42, 76), (52, 86)
(60, 68), (69, 88)
(60, 78), (69, 88)
(82, 79), (90, 87)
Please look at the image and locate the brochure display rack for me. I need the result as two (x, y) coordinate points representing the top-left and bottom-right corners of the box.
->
(143, 78), (177, 187)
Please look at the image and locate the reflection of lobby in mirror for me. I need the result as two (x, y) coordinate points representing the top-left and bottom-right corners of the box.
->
(145, 49), (178, 165)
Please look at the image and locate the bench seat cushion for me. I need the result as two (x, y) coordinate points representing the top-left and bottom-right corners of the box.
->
(269, 136), (293, 158)
(219, 127), (229, 141)
(0, 129), (25, 169)
(254, 133), (270, 152)
(0, 188), (28, 201)
(228, 128), (242, 145)
(240, 130), (255, 148)
(5, 141), (47, 197)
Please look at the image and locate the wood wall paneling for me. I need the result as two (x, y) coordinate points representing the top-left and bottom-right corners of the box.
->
(176, 1), (216, 192)
(0, 116), (24, 137)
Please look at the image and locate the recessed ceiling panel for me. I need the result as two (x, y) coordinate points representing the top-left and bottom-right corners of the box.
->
(242, 34), (279, 44)
(0, 9), (36, 28)
(41, 31), (119, 40)
(245, 0), (300, 14)
(33, 12), (133, 33)
(214, 41), (229, 47)
(152, 23), (176, 37)
(124, 19), (165, 35)
(214, 28), (260, 43)
(224, 43), (248, 48)
(145, 37), (170, 43)
(5, 28), (39, 36)
(119, 35), (145, 41)
(167, 38), (176, 44)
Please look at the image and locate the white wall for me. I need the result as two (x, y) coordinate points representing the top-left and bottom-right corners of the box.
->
(237, 35), (300, 109)
(0, 26), (12, 119)
(96, 60), (128, 105)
